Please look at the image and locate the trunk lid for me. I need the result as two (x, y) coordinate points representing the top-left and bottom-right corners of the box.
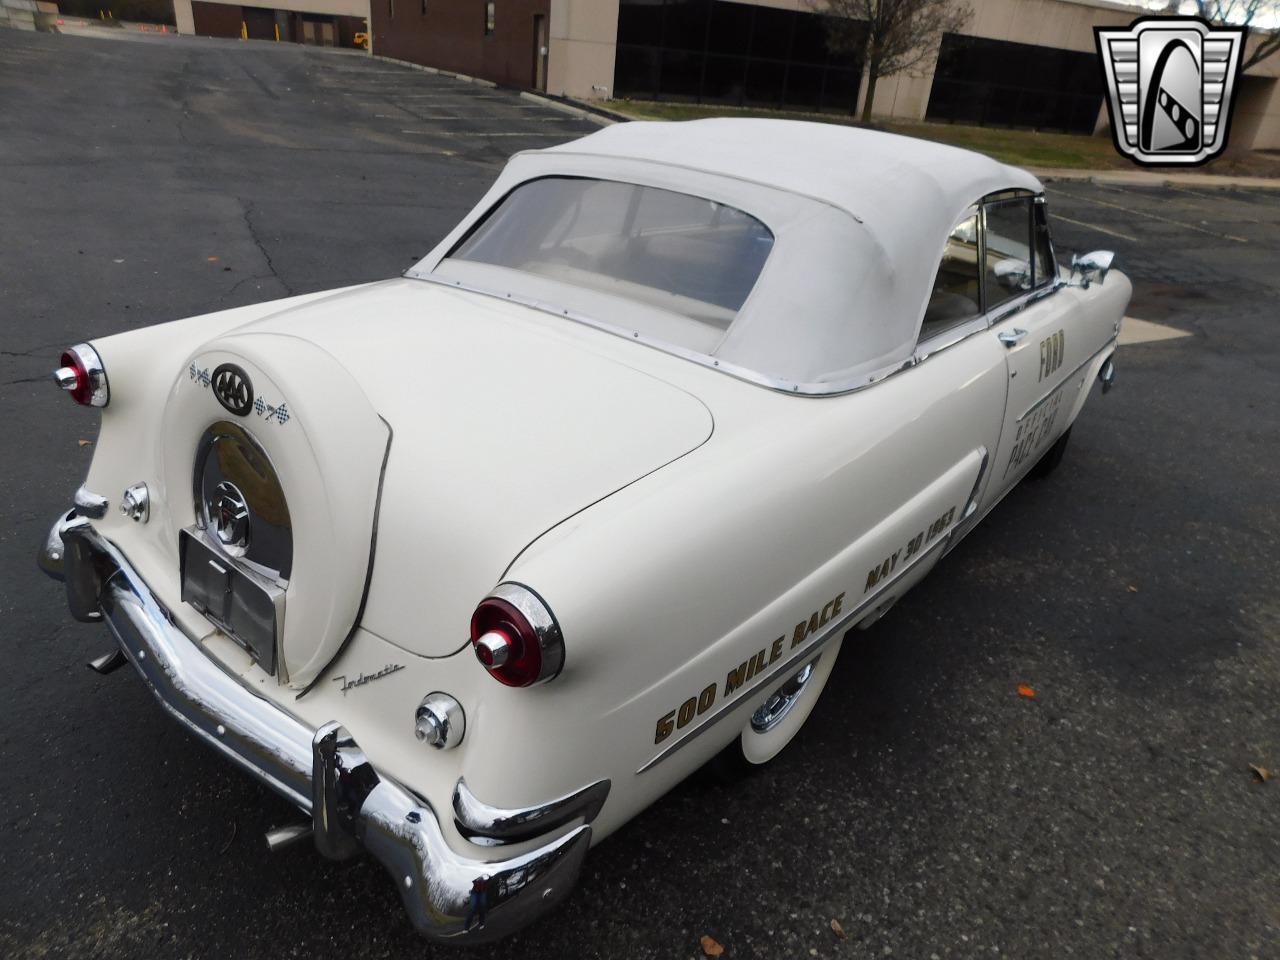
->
(237, 278), (713, 659)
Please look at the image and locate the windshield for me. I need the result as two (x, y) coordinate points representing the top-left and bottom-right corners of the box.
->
(447, 177), (774, 337)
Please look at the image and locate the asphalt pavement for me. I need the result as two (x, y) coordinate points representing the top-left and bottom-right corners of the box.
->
(2, 26), (1278, 960)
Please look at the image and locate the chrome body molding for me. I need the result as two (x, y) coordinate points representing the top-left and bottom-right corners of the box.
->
(453, 777), (610, 847)
(636, 532), (952, 774)
(940, 446), (991, 555)
(37, 512), (597, 944)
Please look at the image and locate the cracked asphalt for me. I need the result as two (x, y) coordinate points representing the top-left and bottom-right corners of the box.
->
(2, 26), (1279, 960)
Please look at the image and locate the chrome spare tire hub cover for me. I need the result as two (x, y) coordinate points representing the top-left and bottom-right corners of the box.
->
(213, 480), (251, 550)
(193, 421), (293, 579)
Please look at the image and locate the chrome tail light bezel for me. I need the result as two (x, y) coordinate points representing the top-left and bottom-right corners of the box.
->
(470, 582), (564, 687)
(54, 342), (109, 407)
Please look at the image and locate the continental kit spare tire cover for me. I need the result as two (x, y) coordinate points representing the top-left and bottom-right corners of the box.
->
(160, 331), (389, 688)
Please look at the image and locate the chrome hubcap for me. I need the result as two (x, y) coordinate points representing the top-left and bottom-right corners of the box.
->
(750, 658), (817, 733)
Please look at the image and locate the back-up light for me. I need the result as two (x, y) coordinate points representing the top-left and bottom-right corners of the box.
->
(470, 583), (564, 687)
(54, 343), (109, 407)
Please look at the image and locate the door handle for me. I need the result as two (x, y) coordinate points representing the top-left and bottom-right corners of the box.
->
(997, 327), (1029, 347)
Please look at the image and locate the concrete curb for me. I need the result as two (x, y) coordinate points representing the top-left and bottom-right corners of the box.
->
(353, 59), (1280, 188)
(371, 53), (499, 89)
(1019, 167), (1280, 190)
(369, 53), (624, 127)
(517, 91), (621, 126)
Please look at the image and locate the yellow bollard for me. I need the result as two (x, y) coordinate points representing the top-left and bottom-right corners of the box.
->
(273, 22), (279, 41)
(240, 20), (247, 39)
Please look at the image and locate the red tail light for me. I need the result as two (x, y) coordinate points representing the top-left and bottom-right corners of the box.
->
(470, 584), (564, 687)
(54, 343), (109, 407)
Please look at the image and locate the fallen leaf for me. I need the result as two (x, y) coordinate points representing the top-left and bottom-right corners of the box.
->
(78, 439), (92, 447)
(1017, 684), (1036, 698)
(1250, 764), (1272, 784)
(700, 935), (724, 957)
(1127, 585), (1138, 593)
(830, 918), (846, 939)
(207, 256), (219, 262)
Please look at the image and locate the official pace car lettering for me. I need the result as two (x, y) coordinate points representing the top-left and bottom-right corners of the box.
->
(650, 501), (962, 746)
(188, 362), (293, 425)
(1039, 330), (1065, 382)
(1003, 385), (1066, 478)
(332, 663), (405, 695)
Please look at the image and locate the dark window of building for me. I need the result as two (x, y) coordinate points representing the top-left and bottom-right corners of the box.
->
(926, 34), (1105, 134)
(614, 0), (866, 113)
(484, 1), (495, 35)
(421, 0), (426, 15)
(388, 0), (393, 18)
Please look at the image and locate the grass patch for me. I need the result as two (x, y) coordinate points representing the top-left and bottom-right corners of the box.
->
(606, 99), (1280, 177)
(607, 99), (1123, 170)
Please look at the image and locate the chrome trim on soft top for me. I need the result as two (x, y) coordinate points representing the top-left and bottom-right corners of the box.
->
(407, 192), (1066, 399)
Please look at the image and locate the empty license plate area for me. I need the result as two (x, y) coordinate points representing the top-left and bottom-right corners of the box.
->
(179, 528), (283, 674)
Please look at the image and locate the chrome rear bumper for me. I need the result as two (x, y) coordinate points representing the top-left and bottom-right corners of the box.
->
(39, 510), (594, 944)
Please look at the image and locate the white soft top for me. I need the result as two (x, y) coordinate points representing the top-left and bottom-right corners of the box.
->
(414, 119), (1042, 390)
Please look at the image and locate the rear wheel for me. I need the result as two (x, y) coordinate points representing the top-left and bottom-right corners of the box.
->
(1029, 426), (1071, 480)
(710, 637), (842, 778)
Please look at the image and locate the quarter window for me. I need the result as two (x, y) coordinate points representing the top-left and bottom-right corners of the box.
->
(1031, 202), (1056, 287)
(921, 213), (981, 340)
(982, 198), (1034, 311)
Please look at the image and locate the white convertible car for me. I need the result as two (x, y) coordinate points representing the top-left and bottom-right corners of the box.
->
(39, 119), (1128, 942)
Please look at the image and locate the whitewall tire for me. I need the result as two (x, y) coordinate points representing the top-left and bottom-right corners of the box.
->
(713, 636), (843, 775)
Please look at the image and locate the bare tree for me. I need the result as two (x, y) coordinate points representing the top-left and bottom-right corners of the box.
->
(1183, 0), (1280, 69)
(813, 0), (973, 123)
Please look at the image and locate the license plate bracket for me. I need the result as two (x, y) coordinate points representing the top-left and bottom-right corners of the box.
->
(179, 528), (283, 675)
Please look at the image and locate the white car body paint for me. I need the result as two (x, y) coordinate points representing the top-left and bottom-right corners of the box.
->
(57, 121), (1131, 877)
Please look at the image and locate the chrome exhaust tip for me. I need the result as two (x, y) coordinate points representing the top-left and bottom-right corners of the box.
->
(87, 649), (127, 675)
(1099, 358), (1116, 394)
(264, 823), (313, 853)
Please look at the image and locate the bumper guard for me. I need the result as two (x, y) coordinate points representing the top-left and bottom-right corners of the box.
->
(39, 510), (595, 943)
